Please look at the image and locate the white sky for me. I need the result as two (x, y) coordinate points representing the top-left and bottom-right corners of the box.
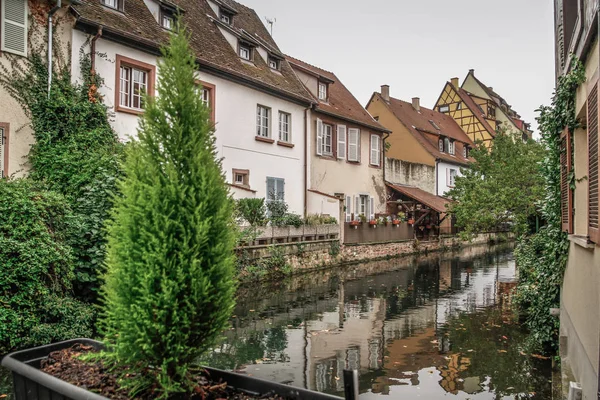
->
(242, 0), (556, 135)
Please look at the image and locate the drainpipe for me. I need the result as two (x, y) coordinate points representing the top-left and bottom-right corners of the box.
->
(47, 0), (62, 98)
(303, 107), (309, 218)
(382, 132), (390, 183)
(90, 26), (103, 76)
(435, 159), (439, 196)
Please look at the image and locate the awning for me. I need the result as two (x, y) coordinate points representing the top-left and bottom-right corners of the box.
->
(385, 182), (452, 213)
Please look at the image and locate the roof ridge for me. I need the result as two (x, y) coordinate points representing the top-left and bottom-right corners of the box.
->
(284, 54), (335, 76)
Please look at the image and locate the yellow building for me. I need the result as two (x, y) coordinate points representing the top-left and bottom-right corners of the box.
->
(433, 78), (496, 146)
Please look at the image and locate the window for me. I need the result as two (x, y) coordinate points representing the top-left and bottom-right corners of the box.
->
(268, 58), (279, 70)
(161, 11), (174, 30)
(439, 138), (444, 152)
(278, 111), (291, 142)
(370, 134), (381, 166)
(322, 124), (333, 155)
(348, 128), (360, 162)
(560, 128), (573, 233)
(337, 125), (347, 159)
(266, 177), (284, 203)
(444, 137), (450, 153)
(116, 55), (155, 114)
(220, 9), (233, 24)
(448, 169), (457, 187)
(355, 195), (374, 220)
(195, 81), (216, 122)
(101, 0), (123, 10)
(345, 195), (351, 222)
(1, 0), (28, 56)
(0, 123), (8, 178)
(448, 140), (455, 155)
(256, 105), (270, 138)
(318, 81), (328, 101)
(233, 169), (249, 187)
(239, 44), (251, 60)
(438, 105), (449, 113)
(463, 145), (468, 158)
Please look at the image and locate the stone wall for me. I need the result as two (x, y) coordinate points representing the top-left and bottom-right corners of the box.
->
(238, 232), (513, 281)
(385, 158), (436, 194)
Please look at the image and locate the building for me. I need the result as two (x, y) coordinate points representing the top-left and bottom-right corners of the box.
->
(366, 85), (474, 197)
(555, 0), (600, 398)
(0, 0), (74, 177)
(433, 78), (496, 146)
(286, 56), (389, 221)
(461, 69), (534, 141)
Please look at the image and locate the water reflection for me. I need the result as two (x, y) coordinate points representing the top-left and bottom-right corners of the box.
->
(202, 244), (551, 399)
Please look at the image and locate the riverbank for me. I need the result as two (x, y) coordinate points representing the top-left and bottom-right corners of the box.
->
(237, 232), (513, 281)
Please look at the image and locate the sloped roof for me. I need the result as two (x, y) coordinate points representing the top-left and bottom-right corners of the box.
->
(71, 0), (313, 104)
(375, 93), (473, 166)
(453, 86), (497, 138)
(386, 182), (451, 213)
(286, 55), (387, 132)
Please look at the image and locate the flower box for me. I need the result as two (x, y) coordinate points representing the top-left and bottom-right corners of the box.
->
(349, 221), (360, 229)
(2, 339), (343, 400)
(369, 220), (377, 228)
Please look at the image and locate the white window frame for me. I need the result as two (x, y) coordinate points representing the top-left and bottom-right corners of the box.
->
(448, 168), (457, 187)
(439, 138), (444, 152)
(318, 82), (327, 101)
(463, 146), (468, 158)
(221, 14), (230, 24)
(345, 195), (351, 222)
(278, 111), (291, 142)
(322, 123), (333, 156)
(119, 65), (148, 110)
(256, 105), (270, 138)
(348, 128), (360, 162)
(266, 177), (285, 203)
(161, 12), (174, 30)
(239, 44), (251, 60)
(439, 105), (449, 113)
(1, 0), (28, 57)
(268, 58), (279, 70)
(201, 88), (211, 108)
(448, 140), (455, 155)
(370, 134), (381, 166)
(337, 125), (347, 160)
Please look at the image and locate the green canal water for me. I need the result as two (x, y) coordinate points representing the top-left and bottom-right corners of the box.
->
(1, 244), (551, 399)
(200, 244), (552, 399)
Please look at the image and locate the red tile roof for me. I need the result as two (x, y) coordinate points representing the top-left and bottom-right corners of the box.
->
(286, 55), (387, 132)
(376, 93), (473, 166)
(386, 182), (451, 213)
(71, 0), (313, 104)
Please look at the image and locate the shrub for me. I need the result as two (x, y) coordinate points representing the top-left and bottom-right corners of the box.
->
(284, 213), (304, 228)
(305, 214), (338, 226)
(267, 200), (289, 226)
(0, 179), (93, 354)
(100, 26), (237, 398)
(236, 198), (267, 226)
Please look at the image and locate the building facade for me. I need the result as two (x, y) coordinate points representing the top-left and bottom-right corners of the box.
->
(556, 0), (600, 398)
(286, 56), (388, 222)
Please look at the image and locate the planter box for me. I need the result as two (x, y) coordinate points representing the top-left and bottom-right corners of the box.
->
(2, 339), (343, 400)
(288, 226), (304, 237)
(254, 226), (272, 240)
(303, 226), (318, 236)
(271, 226), (290, 238)
(325, 224), (340, 235)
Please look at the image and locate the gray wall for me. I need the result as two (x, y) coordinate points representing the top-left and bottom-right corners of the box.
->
(385, 158), (436, 194)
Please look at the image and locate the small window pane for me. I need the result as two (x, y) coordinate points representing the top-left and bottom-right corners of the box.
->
(439, 105), (449, 113)
(279, 112), (290, 142)
(318, 82), (327, 100)
(119, 66), (131, 107)
(239, 46), (250, 60)
(269, 59), (278, 69)
(257, 106), (270, 137)
(102, 0), (118, 8)
(162, 14), (173, 29)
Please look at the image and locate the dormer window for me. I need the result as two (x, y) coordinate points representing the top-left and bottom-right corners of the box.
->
(318, 81), (328, 101)
(268, 57), (279, 70)
(463, 146), (469, 158)
(439, 138), (444, 152)
(101, 0), (123, 11)
(239, 43), (252, 61)
(220, 9), (233, 24)
(161, 10), (174, 30)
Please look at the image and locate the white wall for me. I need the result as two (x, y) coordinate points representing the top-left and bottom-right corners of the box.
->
(72, 30), (306, 214)
(436, 161), (464, 196)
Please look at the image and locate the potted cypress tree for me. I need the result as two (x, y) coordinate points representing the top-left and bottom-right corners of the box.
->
(2, 23), (340, 400)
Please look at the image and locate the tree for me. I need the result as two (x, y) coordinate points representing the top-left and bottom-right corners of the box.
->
(447, 131), (545, 236)
(100, 23), (237, 398)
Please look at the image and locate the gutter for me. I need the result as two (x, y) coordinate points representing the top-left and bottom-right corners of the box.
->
(435, 159), (439, 196)
(47, 0), (62, 98)
(90, 26), (103, 76)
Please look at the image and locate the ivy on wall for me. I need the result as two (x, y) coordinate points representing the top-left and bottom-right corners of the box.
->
(514, 58), (585, 352)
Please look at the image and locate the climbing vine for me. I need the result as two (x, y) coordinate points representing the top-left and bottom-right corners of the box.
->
(514, 58), (585, 352)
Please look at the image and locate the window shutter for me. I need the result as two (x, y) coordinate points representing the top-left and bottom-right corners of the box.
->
(369, 196), (375, 220)
(348, 128), (358, 161)
(345, 195), (351, 222)
(446, 168), (450, 186)
(337, 125), (347, 159)
(370, 134), (380, 166)
(316, 119), (323, 156)
(588, 83), (599, 243)
(1, 0), (28, 56)
(357, 130), (361, 162)
(561, 127), (573, 233)
(355, 196), (359, 219)
(0, 129), (4, 178)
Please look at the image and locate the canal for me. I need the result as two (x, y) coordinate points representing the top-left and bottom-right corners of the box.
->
(200, 244), (552, 399)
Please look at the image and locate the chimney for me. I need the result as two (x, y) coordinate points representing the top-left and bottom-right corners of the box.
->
(451, 77), (459, 89)
(469, 69), (474, 74)
(381, 85), (390, 102)
(412, 97), (420, 112)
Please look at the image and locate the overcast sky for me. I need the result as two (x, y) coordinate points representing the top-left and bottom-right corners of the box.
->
(242, 0), (556, 135)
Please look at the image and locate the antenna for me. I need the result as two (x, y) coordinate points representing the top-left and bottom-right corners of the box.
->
(265, 16), (276, 36)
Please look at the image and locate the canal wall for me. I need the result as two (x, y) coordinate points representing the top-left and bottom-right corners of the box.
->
(237, 232), (513, 280)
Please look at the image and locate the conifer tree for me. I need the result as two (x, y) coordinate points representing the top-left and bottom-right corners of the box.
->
(100, 22), (236, 397)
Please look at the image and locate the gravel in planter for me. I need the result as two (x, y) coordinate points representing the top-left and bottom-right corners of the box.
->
(40, 343), (286, 400)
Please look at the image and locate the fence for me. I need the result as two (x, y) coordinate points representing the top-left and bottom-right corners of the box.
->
(344, 222), (414, 244)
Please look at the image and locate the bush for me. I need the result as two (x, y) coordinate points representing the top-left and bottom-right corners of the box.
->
(100, 25), (237, 398)
(284, 213), (304, 228)
(0, 179), (94, 354)
(236, 198), (267, 226)
(305, 213), (338, 226)
(267, 200), (288, 226)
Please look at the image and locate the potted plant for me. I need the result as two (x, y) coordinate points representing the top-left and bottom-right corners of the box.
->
(392, 219), (401, 226)
(349, 220), (360, 229)
(2, 25), (343, 400)
(369, 219), (378, 228)
(359, 214), (367, 224)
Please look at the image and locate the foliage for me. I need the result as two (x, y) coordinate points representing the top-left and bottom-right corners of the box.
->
(329, 240), (341, 257)
(236, 198), (267, 226)
(305, 214), (338, 226)
(263, 246), (292, 276)
(283, 213), (304, 228)
(0, 52), (124, 302)
(0, 179), (94, 354)
(267, 200), (288, 226)
(447, 130), (545, 237)
(514, 58), (585, 352)
(99, 25), (237, 398)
